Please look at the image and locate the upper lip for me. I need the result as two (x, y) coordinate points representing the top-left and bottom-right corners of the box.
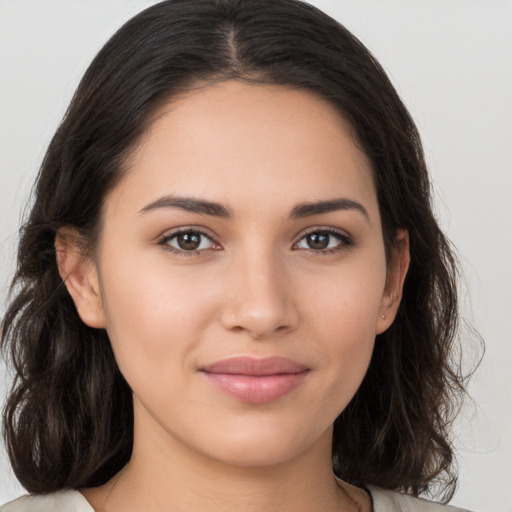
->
(200, 356), (309, 376)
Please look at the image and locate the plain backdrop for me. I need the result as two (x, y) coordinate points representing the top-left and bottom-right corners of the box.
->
(1, 1), (511, 510)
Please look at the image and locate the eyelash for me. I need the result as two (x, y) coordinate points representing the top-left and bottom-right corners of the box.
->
(295, 228), (354, 255)
(157, 227), (354, 257)
(158, 228), (220, 257)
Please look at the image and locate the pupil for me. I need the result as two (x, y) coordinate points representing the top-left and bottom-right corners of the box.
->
(178, 232), (200, 250)
(308, 232), (329, 250)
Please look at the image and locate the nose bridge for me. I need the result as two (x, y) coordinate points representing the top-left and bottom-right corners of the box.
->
(221, 241), (298, 338)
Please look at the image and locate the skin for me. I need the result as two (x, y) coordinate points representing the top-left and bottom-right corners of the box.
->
(57, 80), (409, 512)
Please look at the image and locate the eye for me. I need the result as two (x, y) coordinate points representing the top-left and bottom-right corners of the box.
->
(295, 229), (352, 253)
(159, 229), (219, 253)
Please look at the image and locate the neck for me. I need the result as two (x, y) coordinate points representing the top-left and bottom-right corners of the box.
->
(81, 407), (367, 512)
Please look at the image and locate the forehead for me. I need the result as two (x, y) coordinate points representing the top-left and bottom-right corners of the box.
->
(109, 80), (378, 220)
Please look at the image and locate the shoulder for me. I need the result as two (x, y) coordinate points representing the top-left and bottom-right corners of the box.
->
(1, 490), (94, 512)
(367, 486), (474, 512)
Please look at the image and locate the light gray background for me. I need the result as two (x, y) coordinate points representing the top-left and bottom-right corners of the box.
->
(1, 1), (511, 510)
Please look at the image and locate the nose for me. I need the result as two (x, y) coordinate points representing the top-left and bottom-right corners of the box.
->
(220, 249), (299, 339)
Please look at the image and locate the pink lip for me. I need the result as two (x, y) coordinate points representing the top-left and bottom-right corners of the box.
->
(200, 356), (310, 404)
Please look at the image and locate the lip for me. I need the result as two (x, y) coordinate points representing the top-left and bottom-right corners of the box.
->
(200, 356), (310, 404)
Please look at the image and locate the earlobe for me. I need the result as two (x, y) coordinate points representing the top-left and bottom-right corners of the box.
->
(55, 227), (106, 329)
(376, 229), (410, 334)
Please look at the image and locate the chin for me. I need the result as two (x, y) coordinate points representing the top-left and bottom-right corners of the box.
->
(208, 441), (306, 468)
(193, 418), (331, 469)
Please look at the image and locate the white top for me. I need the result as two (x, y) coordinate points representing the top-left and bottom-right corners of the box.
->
(1, 490), (91, 512)
(1, 486), (472, 511)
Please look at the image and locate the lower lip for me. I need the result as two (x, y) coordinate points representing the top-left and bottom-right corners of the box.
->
(202, 371), (309, 404)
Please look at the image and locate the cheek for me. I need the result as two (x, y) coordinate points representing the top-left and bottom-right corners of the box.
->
(302, 255), (387, 400)
(98, 252), (220, 381)
(305, 252), (387, 339)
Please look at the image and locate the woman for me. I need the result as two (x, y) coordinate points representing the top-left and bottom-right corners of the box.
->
(1, 0), (475, 510)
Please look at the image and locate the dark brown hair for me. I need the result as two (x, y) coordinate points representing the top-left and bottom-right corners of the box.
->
(1, 0), (472, 501)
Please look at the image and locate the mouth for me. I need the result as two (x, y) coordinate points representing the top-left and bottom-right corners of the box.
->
(200, 356), (310, 404)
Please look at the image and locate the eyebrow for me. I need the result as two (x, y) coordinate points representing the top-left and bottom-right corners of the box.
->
(290, 198), (369, 221)
(139, 196), (232, 217)
(139, 195), (369, 221)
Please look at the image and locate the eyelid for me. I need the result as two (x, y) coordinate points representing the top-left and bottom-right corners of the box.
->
(157, 226), (222, 255)
(156, 225), (353, 256)
(293, 226), (354, 252)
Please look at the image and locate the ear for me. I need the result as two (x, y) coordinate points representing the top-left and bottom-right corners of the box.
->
(55, 227), (106, 329)
(375, 229), (410, 334)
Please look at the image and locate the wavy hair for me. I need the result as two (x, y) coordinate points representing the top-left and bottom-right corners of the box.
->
(1, 0), (473, 501)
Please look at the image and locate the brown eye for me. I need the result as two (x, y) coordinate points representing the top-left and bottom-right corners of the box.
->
(305, 232), (330, 250)
(165, 230), (216, 252)
(295, 229), (352, 252)
(176, 232), (201, 250)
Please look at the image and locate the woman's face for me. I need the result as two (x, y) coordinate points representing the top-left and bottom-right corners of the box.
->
(66, 80), (407, 468)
